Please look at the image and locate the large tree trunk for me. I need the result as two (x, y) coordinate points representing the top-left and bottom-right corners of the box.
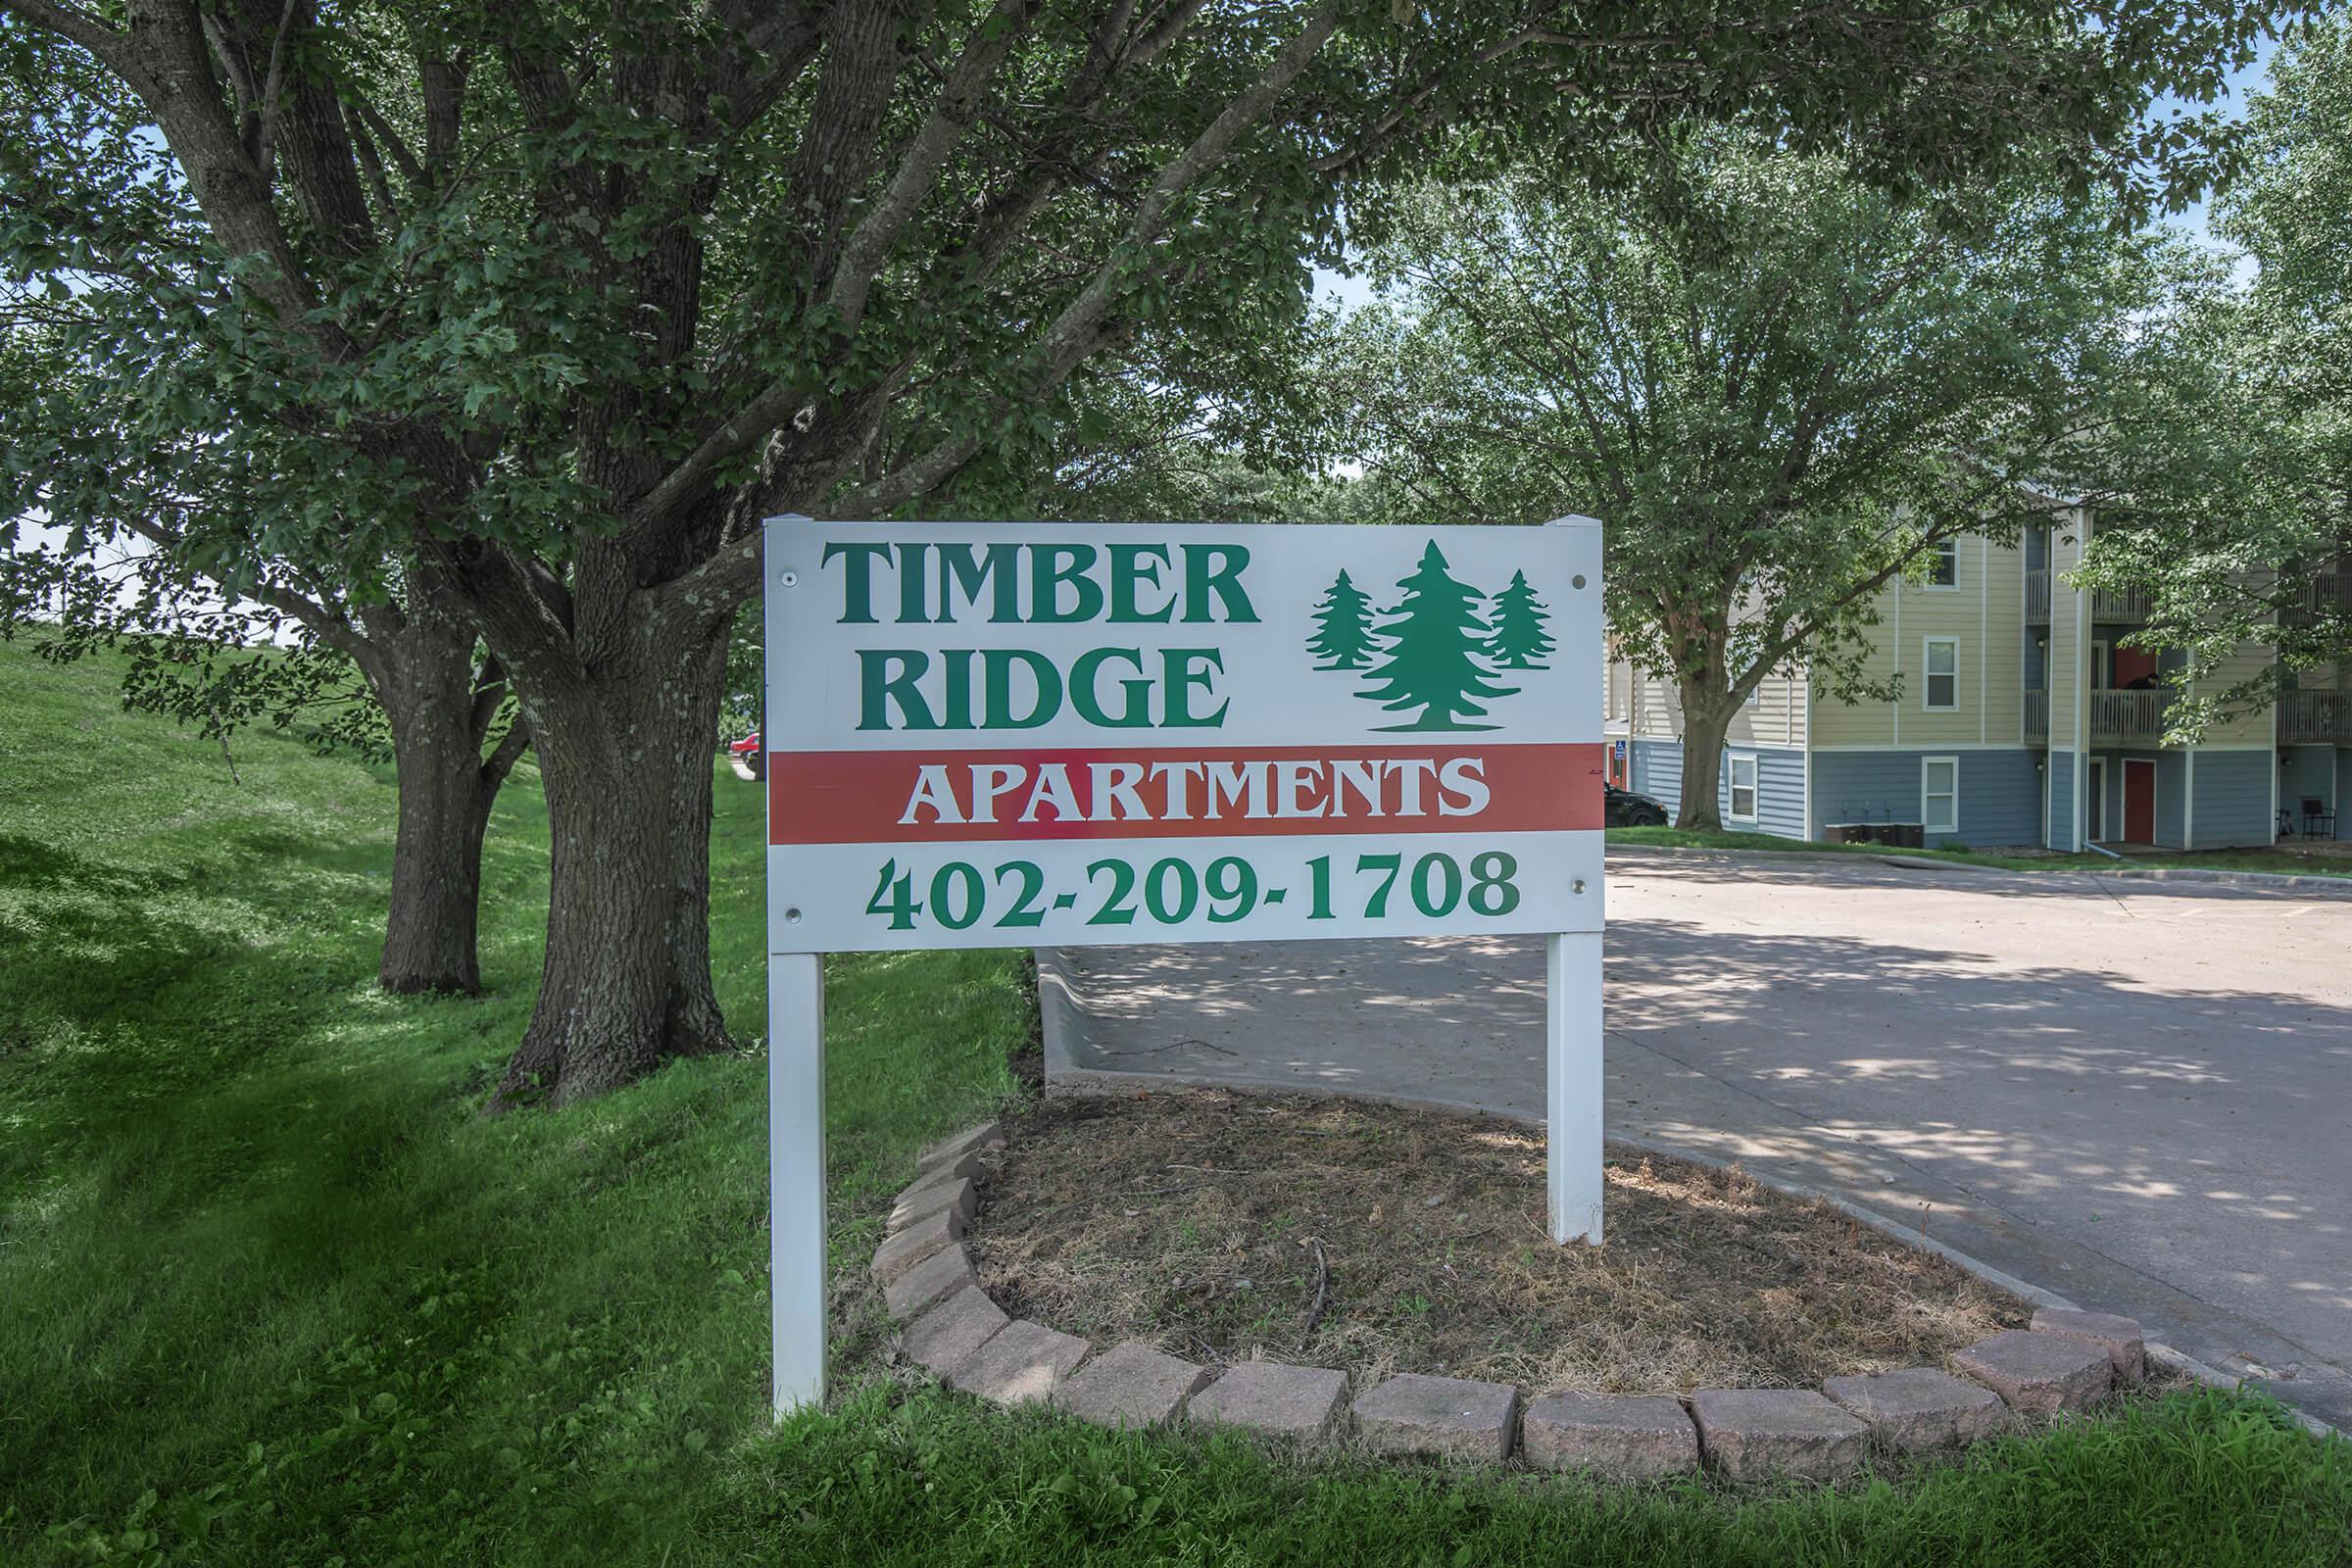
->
(362, 575), (531, 996)
(376, 653), (499, 994)
(490, 613), (735, 1108)
(1675, 683), (1740, 832)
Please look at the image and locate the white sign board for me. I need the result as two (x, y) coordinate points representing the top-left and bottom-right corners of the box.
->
(762, 519), (1603, 951)
(761, 516), (1604, 1413)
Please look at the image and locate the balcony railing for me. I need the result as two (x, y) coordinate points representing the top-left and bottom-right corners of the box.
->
(2279, 572), (2352, 628)
(2024, 688), (2049, 744)
(2088, 689), (2173, 743)
(2280, 689), (2352, 743)
(2090, 584), (2153, 624)
(2023, 571), (2152, 624)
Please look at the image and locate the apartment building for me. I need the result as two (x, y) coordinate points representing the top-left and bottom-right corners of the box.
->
(1602, 511), (2352, 850)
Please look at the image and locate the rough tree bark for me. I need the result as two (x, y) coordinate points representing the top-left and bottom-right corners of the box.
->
(462, 564), (735, 1107)
(1674, 679), (1742, 833)
(368, 591), (531, 996)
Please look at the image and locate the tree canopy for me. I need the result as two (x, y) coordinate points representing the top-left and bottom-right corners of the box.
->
(0, 0), (2298, 1095)
(1299, 141), (2181, 824)
(2074, 14), (2352, 733)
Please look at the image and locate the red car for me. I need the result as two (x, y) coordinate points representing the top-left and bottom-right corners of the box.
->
(728, 730), (764, 780)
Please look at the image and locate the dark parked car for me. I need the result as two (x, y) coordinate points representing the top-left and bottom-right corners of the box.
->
(1604, 782), (1669, 827)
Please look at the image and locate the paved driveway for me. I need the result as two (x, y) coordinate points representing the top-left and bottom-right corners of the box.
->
(1042, 850), (2352, 1428)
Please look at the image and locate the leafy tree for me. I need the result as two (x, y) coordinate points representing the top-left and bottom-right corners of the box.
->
(1487, 569), (1554, 668)
(2075, 16), (2352, 736)
(1308, 569), (1378, 668)
(1306, 144), (2181, 827)
(0, 310), (534, 993)
(0, 1), (2285, 1101)
(1357, 541), (1515, 729)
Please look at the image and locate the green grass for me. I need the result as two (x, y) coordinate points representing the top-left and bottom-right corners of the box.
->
(1607, 824), (2352, 879)
(3, 638), (2347, 1566)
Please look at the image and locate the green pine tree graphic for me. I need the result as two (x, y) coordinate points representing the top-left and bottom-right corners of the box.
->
(1487, 569), (1555, 668)
(1306, 569), (1377, 668)
(1355, 542), (1519, 731)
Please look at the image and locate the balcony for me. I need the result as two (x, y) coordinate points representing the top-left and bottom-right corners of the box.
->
(2091, 584), (2153, 624)
(2279, 572), (2352, 628)
(2280, 689), (2352, 743)
(2023, 571), (2151, 625)
(2024, 687), (2049, 744)
(2088, 689), (2174, 744)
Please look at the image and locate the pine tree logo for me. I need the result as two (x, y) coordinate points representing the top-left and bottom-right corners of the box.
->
(1306, 568), (1377, 668)
(1354, 542), (1519, 731)
(1486, 569), (1554, 668)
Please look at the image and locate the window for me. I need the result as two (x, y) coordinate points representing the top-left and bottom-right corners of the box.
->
(1923, 637), (1959, 710)
(1927, 539), (1959, 588)
(1729, 755), (1759, 822)
(1923, 757), (1959, 835)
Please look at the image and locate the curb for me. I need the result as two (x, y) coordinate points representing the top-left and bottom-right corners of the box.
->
(1611, 1133), (2340, 1441)
(887, 1117), (2178, 1477)
(2077, 863), (2352, 899)
(1606, 842), (2352, 899)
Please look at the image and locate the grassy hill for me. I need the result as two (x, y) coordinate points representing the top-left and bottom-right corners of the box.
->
(2, 638), (2345, 1567)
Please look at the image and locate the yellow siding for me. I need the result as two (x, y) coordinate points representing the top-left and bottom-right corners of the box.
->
(1809, 576), (1900, 747)
(1604, 662), (1808, 747)
(1980, 537), (2026, 745)
(2200, 640), (2281, 746)
(1897, 540), (1992, 748)
(1603, 658), (1633, 730)
(1737, 668), (1807, 748)
(2047, 515), (2083, 747)
(1635, 666), (1682, 738)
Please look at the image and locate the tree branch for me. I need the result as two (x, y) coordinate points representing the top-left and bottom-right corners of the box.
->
(825, 0), (1035, 337)
(0, 0), (142, 85)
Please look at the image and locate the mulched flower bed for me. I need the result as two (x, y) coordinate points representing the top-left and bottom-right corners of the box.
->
(968, 1087), (2028, 1396)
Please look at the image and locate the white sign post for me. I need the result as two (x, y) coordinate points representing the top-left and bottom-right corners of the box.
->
(763, 515), (1603, 1414)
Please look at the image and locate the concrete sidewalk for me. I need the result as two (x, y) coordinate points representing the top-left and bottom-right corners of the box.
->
(1042, 850), (2352, 1430)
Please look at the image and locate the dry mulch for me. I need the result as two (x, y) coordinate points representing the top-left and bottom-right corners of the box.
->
(969, 1088), (2027, 1396)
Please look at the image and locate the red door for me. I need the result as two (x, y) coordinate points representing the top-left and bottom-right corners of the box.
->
(2124, 759), (2157, 844)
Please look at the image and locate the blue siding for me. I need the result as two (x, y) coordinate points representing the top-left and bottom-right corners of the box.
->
(2047, 750), (2075, 850)
(1724, 748), (1806, 839)
(2282, 746), (2337, 818)
(1811, 749), (2040, 849)
(1630, 739), (1684, 817)
(1629, 738), (1806, 839)
(2154, 752), (2187, 847)
(2190, 750), (2276, 848)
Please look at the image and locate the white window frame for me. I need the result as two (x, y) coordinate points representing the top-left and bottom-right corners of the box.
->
(1922, 756), (1960, 835)
(1922, 636), (1960, 711)
(1728, 754), (1760, 823)
(1925, 538), (1961, 591)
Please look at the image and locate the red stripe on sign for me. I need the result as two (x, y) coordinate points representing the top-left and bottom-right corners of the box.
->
(768, 743), (1604, 845)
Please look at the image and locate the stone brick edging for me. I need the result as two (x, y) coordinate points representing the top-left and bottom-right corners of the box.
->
(876, 1120), (2153, 1483)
